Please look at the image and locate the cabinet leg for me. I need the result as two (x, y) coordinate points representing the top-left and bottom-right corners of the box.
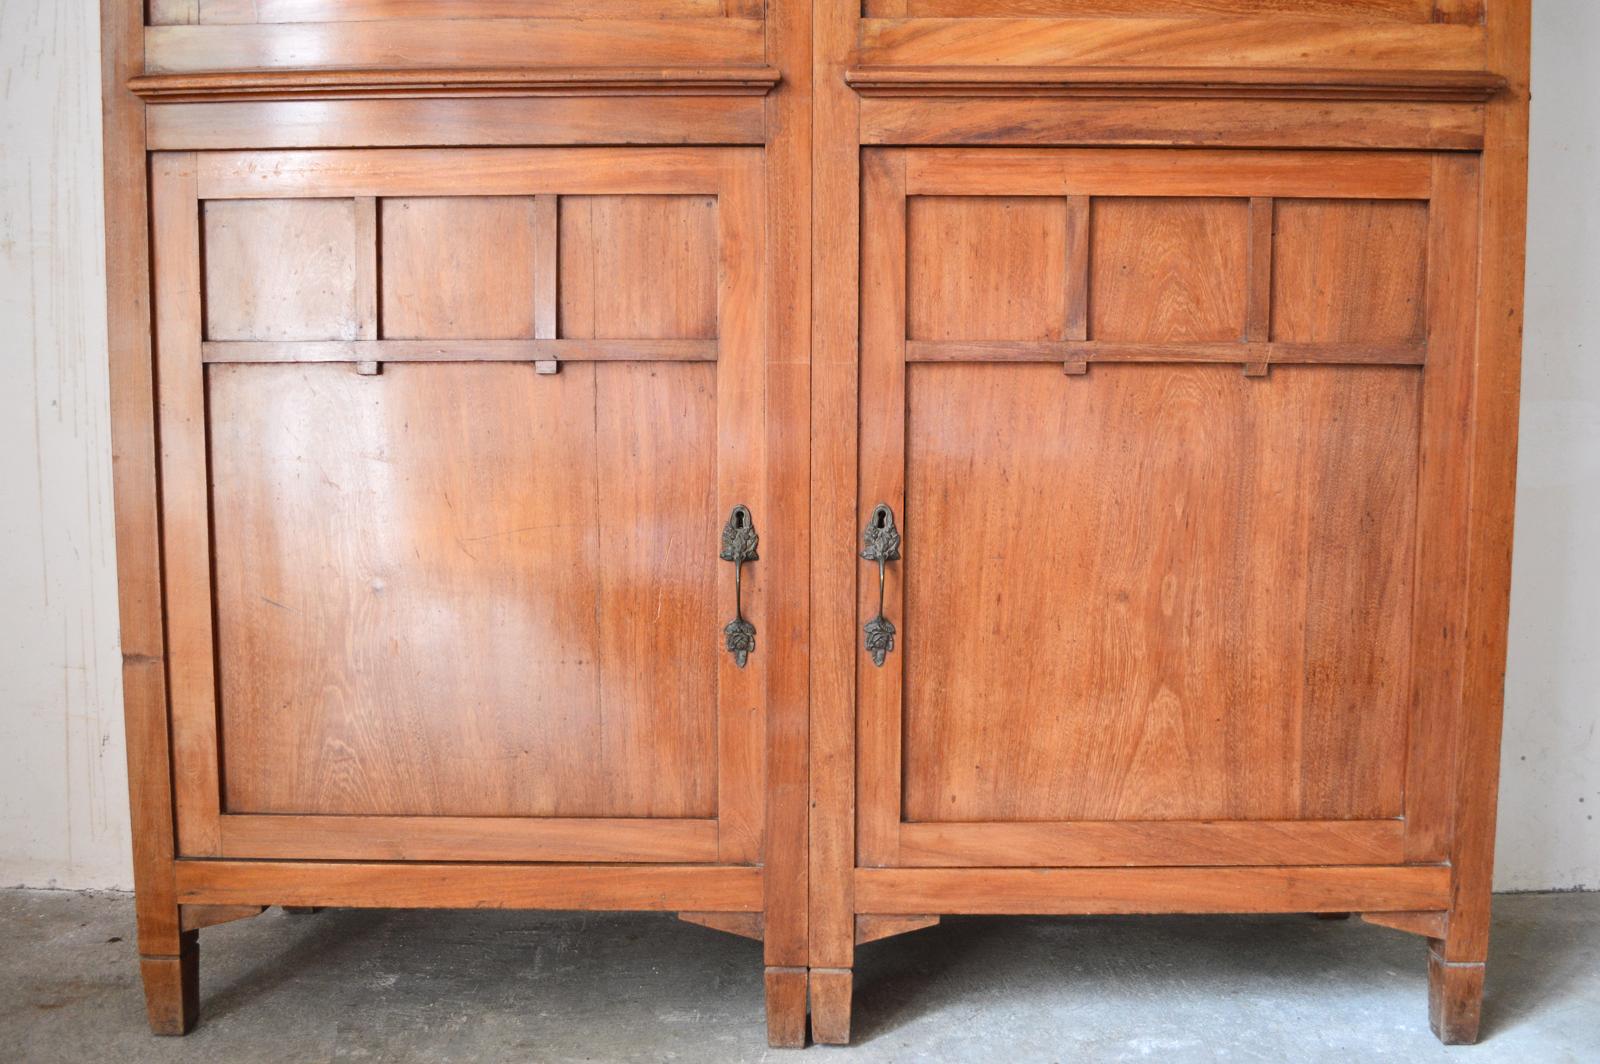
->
(809, 968), (853, 1045)
(765, 966), (807, 1048)
(139, 930), (199, 1036)
(1428, 944), (1485, 1045)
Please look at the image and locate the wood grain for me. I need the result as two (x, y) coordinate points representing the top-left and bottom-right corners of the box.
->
(1090, 197), (1250, 341)
(148, 98), (766, 151)
(145, 19), (765, 73)
(864, 0), (1436, 18)
(897, 820), (1406, 867)
(208, 361), (719, 819)
(174, 861), (764, 911)
(855, 865), (1452, 915)
(862, 97), (1485, 151)
(899, 363), (1419, 823)
(857, 17), (1486, 70)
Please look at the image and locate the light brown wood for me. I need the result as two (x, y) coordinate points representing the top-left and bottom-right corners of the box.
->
(200, 339), (717, 364)
(897, 821), (1406, 868)
(182, 0), (733, 21)
(866, 0), (1438, 18)
(847, 64), (1504, 100)
(180, 905), (266, 933)
(1362, 910), (1449, 939)
(764, 967), (808, 1048)
(862, 97), (1486, 151)
(130, 66), (781, 102)
(857, 17), (1486, 70)
(809, 0), (864, 985)
(810, 968), (853, 1045)
(146, 20), (766, 73)
(139, 933), (199, 1037)
(218, 816), (721, 863)
(175, 862), (764, 911)
(855, 914), (940, 945)
(107, 0), (1530, 1048)
(854, 866), (1452, 915)
(679, 911), (765, 941)
(149, 97), (766, 151)
(102, 5), (189, 1033)
(1429, 946), (1486, 1044)
(760, 0), (814, 976)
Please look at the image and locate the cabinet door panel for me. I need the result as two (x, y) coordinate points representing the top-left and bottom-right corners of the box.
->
(860, 147), (1476, 868)
(153, 148), (766, 863)
(211, 361), (719, 819)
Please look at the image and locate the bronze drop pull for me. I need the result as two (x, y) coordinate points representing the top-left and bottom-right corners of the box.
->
(861, 504), (901, 667)
(720, 505), (759, 668)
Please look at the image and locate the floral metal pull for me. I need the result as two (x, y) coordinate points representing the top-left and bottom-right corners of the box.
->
(720, 505), (758, 668)
(861, 504), (900, 667)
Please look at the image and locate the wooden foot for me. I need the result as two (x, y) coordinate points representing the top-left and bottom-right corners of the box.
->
(1428, 945), (1485, 1045)
(809, 968), (853, 1045)
(139, 930), (198, 1036)
(765, 966), (807, 1048)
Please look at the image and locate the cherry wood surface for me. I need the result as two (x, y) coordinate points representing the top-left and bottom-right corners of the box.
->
(102, 0), (1528, 1049)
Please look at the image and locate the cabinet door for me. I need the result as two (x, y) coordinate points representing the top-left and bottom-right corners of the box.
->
(856, 148), (1479, 869)
(152, 148), (770, 864)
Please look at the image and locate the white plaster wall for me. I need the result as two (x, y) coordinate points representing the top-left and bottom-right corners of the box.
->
(0, 0), (131, 889)
(0, 2), (1594, 892)
(1494, 1), (1600, 893)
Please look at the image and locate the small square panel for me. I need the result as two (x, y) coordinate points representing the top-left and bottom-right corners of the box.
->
(1272, 199), (1429, 344)
(907, 196), (1069, 342)
(203, 199), (357, 342)
(559, 195), (719, 340)
(1090, 197), (1250, 343)
(381, 197), (539, 340)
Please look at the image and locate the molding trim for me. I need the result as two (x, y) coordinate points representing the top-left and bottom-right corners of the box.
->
(845, 65), (1505, 103)
(129, 65), (782, 103)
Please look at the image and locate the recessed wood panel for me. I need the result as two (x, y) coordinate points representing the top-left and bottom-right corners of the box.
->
(191, 0), (727, 22)
(1272, 199), (1430, 344)
(380, 196), (540, 340)
(901, 362), (1419, 823)
(907, 196), (1068, 341)
(865, 1), (1435, 19)
(1089, 197), (1250, 343)
(559, 195), (719, 340)
(203, 199), (357, 341)
(209, 361), (718, 819)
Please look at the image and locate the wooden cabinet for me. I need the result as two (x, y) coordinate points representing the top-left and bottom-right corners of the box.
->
(102, 0), (1529, 1050)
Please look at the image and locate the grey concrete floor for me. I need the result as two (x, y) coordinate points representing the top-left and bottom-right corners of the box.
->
(0, 890), (1595, 1063)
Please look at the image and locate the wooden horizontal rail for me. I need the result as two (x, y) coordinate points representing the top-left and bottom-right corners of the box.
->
(175, 861), (764, 911)
(897, 820), (1407, 868)
(861, 97), (1485, 152)
(201, 340), (719, 365)
(854, 865), (1451, 915)
(194, 146), (741, 199)
(147, 97), (767, 152)
(847, 65), (1503, 102)
(856, 17), (1487, 72)
(903, 148), (1435, 200)
(144, 19), (765, 74)
(906, 340), (1427, 367)
(131, 66), (782, 103)
(219, 815), (722, 864)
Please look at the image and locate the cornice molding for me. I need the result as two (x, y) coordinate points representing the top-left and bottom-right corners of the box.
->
(845, 65), (1505, 103)
(129, 66), (782, 103)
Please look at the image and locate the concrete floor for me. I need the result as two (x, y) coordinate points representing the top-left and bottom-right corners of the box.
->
(0, 890), (1594, 1063)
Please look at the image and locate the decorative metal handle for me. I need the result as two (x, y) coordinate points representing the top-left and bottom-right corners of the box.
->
(860, 503), (901, 667)
(720, 505), (759, 668)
